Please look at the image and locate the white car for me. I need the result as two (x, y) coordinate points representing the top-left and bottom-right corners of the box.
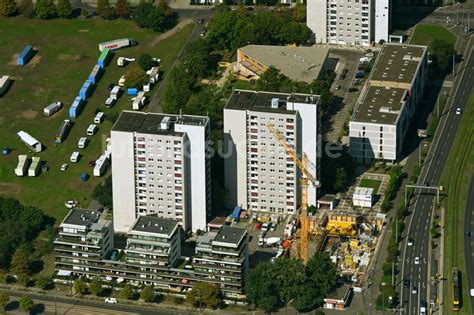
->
(407, 238), (414, 247)
(105, 298), (118, 304)
(470, 288), (474, 297)
(261, 223), (270, 232)
(414, 257), (420, 265)
(456, 107), (462, 115)
(60, 163), (68, 171)
(412, 286), (418, 295)
(65, 200), (77, 209)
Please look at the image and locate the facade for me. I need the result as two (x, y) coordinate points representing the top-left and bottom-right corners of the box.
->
(194, 226), (249, 294)
(224, 90), (320, 213)
(54, 210), (248, 297)
(111, 111), (211, 233)
(307, 0), (391, 46)
(349, 43), (428, 162)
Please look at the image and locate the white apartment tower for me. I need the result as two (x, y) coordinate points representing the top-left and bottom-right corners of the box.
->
(224, 90), (320, 214)
(307, 0), (391, 46)
(111, 111), (211, 233)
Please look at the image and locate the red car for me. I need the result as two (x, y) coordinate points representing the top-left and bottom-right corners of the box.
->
(255, 223), (262, 230)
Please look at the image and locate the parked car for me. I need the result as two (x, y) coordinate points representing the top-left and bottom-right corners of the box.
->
(335, 85), (341, 90)
(465, 230), (472, 237)
(270, 223), (277, 231)
(88, 160), (96, 167)
(255, 223), (262, 230)
(262, 222), (270, 232)
(65, 200), (77, 209)
(105, 298), (118, 304)
(198, 19), (204, 24)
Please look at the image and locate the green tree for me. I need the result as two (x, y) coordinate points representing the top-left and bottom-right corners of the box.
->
(186, 282), (221, 311)
(161, 65), (195, 114)
(0, 291), (9, 313)
(17, 0), (34, 17)
(133, 1), (153, 28)
(92, 176), (113, 208)
(56, 0), (71, 18)
(140, 285), (155, 302)
(120, 284), (134, 299)
(89, 277), (103, 296)
(73, 278), (87, 296)
(124, 66), (147, 89)
(96, 0), (114, 19)
(334, 167), (348, 191)
(114, 0), (130, 18)
(138, 53), (154, 71)
(0, 0), (16, 16)
(429, 39), (455, 72)
(10, 249), (31, 278)
(182, 39), (213, 78)
(245, 261), (281, 312)
(19, 296), (34, 314)
(35, 0), (56, 19)
(291, 3), (306, 22)
(36, 277), (51, 290)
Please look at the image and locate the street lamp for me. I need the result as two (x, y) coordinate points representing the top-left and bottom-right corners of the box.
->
(418, 140), (428, 169)
(381, 282), (386, 314)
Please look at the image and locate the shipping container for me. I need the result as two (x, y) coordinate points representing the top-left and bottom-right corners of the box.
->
(93, 154), (110, 177)
(127, 88), (138, 96)
(28, 157), (41, 177)
(88, 65), (103, 84)
(43, 101), (62, 116)
(79, 80), (93, 100)
(55, 119), (71, 144)
(17, 130), (43, 152)
(99, 38), (131, 52)
(0, 75), (11, 96)
(15, 155), (29, 177)
(98, 48), (111, 69)
(18, 45), (34, 66)
(69, 96), (84, 118)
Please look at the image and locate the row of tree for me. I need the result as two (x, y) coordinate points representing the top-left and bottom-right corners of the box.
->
(0, 292), (34, 314)
(245, 253), (337, 312)
(0, 0), (72, 18)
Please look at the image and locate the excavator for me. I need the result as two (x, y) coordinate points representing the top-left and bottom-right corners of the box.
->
(267, 123), (319, 264)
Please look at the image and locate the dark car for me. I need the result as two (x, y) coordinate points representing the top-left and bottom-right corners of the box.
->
(465, 230), (472, 237)
(88, 160), (96, 167)
(339, 73), (346, 80)
(403, 279), (410, 287)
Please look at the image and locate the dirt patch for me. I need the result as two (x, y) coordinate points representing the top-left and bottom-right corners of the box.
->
(0, 183), (21, 195)
(16, 109), (38, 120)
(78, 29), (90, 32)
(58, 54), (84, 61)
(8, 53), (41, 66)
(8, 53), (19, 65)
(146, 18), (194, 49)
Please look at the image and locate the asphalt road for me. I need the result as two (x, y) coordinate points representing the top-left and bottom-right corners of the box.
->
(399, 43), (474, 314)
(464, 177), (474, 312)
(4, 289), (193, 315)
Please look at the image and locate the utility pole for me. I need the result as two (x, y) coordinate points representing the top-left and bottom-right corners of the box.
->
(437, 95), (440, 118)
(453, 52), (455, 76)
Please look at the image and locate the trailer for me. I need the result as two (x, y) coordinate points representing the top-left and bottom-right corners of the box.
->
(17, 130), (43, 152)
(88, 65), (103, 84)
(28, 157), (41, 177)
(79, 80), (93, 100)
(99, 38), (135, 52)
(110, 85), (121, 97)
(132, 91), (146, 110)
(98, 48), (111, 69)
(118, 75), (126, 87)
(94, 112), (104, 124)
(0, 75), (11, 96)
(43, 101), (62, 116)
(18, 45), (34, 66)
(55, 119), (71, 144)
(15, 155), (29, 176)
(117, 57), (135, 67)
(146, 66), (160, 84)
(93, 154), (110, 177)
(69, 96), (84, 118)
(105, 97), (116, 108)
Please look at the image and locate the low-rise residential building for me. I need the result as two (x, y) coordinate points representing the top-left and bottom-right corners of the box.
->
(349, 43), (428, 162)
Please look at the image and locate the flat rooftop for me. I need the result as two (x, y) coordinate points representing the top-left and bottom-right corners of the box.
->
(371, 43), (426, 84)
(131, 216), (178, 237)
(239, 45), (329, 83)
(112, 111), (208, 135)
(213, 226), (247, 246)
(62, 208), (100, 227)
(226, 89), (318, 114)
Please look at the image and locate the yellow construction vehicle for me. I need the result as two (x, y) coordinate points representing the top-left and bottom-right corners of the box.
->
(267, 123), (320, 264)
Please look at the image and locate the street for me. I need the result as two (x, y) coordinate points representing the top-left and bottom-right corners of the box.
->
(464, 177), (474, 313)
(398, 39), (474, 314)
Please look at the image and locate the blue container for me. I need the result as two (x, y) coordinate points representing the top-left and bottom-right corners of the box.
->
(98, 49), (111, 69)
(80, 172), (89, 181)
(355, 71), (364, 79)
(79, 80), (93, 100)
(88, 65), (102, 84)
(2, 147), (10, 155)
(127, 88), (138, 96)
(18, 45), (33, 66)
(69, 96), (84, 118)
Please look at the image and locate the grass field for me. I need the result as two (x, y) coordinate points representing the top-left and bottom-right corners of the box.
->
(441, 91), (474, 314)
(359, 178), (382, 194)
(409, 24), (457, 46)
(0, 17), (194, 221)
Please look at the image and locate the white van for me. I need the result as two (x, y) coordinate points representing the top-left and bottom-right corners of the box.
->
(86, 124), (97, 136)
(78, 137), (88, 149)
(94, 112), (104, 124)
(70, 151), (80, 163)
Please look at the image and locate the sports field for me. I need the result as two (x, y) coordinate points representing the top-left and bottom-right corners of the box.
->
(0, 17), (194, 221)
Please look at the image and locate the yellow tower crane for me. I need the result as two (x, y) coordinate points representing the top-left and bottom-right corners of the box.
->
(267, 123), (319, 264)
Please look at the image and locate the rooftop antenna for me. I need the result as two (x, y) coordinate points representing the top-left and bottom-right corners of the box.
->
(179, 109), (183, 121)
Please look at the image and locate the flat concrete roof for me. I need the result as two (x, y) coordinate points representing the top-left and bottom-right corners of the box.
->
(62, 208), (100, 227)
(213, 226), (247, 247)
(112, 111), (208, 136)
(239, 45), (329, 83)
(225, 89), (318, 114)
(131, 216), (178, 237)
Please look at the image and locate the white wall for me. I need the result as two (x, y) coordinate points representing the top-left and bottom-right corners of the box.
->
(111, 130), (137, 233)
(307, 0), (327, 44)
(375, 0), (390, 43)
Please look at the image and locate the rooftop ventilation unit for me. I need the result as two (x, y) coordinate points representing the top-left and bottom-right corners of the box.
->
(271, 98), (279, 109)
(160, 116), (171, 130)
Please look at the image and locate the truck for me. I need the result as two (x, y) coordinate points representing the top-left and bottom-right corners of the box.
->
(99, 38), (136, 52)
(15, 155), (29, 176)
(0, 75), (11, 96)
(98, 48), (111, 69)
(28, 157), (41, 177)
(43, 101), (62, 116)
(55, 119), (71, 144)
(117, 57), (136, 67)
(132, 91), (146, 110)
(258, 237), (281, 247)
(17, 130), (43, 152)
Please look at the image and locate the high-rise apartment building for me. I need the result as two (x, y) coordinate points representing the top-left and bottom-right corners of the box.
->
(111, 111), (211, 234)
(307, 0), (391, 46)
(224, 90), (320, 214)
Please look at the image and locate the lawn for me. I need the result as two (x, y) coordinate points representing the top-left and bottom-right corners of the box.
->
(409, 24), (457, 46)
(359, 178), (382, 194)
(0, 16), (194, 221)
(441, 91), (473, 315)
